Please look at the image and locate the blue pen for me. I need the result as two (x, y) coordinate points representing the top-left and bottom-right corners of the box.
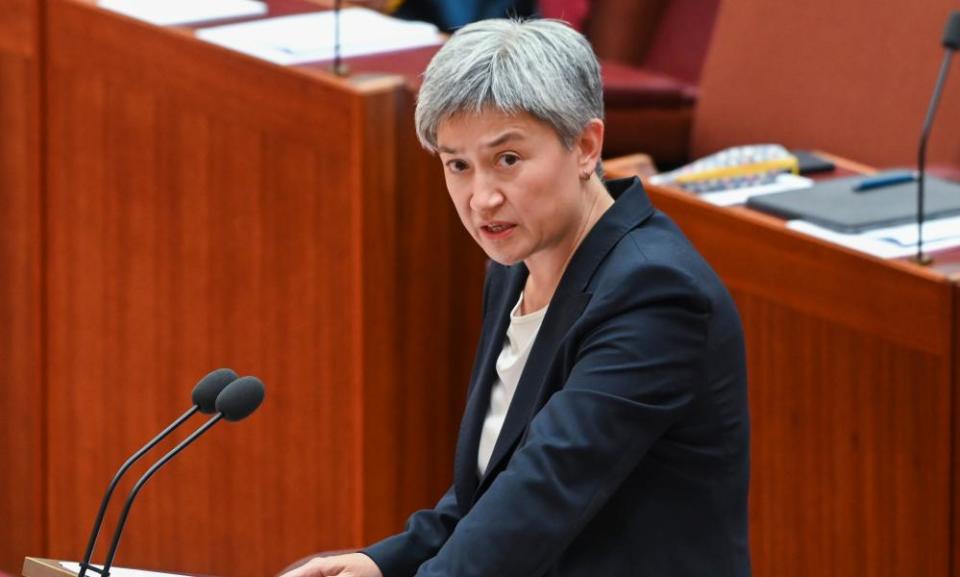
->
(853, 170), (917, 192)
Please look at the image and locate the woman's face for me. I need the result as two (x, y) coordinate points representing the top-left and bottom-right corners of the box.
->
(436, 109), (594, 268)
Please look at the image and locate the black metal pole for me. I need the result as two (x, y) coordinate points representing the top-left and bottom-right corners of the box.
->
(100, 414), (224, 577)
(333, 0), (344, 76)
(77, 406), (198, 577)
(915, 50), (953, 265)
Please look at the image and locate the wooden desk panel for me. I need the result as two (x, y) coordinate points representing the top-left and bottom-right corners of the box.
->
(605, 157), (956, 577)
(41, 2), (484, 577)
(954, 283), (960, 577)
(739, 291), (949, 577)
(655, 186), (953, 577)
(0, 0), (43, 573)
(0, 0), (37, 56)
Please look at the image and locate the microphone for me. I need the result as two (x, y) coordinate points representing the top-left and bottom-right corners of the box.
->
(99, 376), (266, 577)
(77, 368), (239, 577)
(914, 10), (960, 264)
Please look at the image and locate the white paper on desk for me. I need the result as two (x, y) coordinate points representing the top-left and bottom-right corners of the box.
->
(861, 215), (960, 246)
(787, 216), (960, 259)
(196, 9), (442, 65)
(61, 562), (189, 577)
(99, 0), (267, 26)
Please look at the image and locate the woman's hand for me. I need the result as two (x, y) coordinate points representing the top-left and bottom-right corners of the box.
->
(280, 553), (383, 577)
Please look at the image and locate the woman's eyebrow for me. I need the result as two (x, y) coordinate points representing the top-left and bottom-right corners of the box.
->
(437, 130), (526, 154)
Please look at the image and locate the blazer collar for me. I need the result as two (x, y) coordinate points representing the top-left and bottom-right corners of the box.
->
(456, 177), (656, 507)
(556, 176), (655, 292)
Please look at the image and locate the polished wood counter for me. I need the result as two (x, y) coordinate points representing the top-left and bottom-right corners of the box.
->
(2, 2), (486, 577)
(607, 154), (959, 577)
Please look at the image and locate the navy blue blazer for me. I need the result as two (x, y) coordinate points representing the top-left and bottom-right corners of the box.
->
(364, 177), (750, 577)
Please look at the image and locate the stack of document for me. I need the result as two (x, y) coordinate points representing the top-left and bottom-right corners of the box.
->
(747, 172), (960, 259)
(99, 0), (267, 26)
(788, 216), (960, 259)
(196, 8), (443, 65)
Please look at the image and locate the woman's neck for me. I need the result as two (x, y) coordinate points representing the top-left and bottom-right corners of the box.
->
(521, 179), (614, 314)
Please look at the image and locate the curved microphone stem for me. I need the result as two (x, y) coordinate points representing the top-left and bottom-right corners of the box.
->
(916, 49), (954, 264)
(77, 406), (199, 577)
(333, 0), (343, 75)
(100, 414), (225, 577)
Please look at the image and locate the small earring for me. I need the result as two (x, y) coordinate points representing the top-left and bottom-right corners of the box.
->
(580, 170), (591, 181)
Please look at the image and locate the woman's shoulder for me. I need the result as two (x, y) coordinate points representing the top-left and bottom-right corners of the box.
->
(587, 212), (728, 315)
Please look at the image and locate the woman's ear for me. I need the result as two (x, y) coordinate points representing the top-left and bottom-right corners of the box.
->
(576, 119), (605, 176)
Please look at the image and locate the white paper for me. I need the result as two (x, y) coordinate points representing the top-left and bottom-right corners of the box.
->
(698, 173), (814, 207)
(61, 562), (189, 577)
(99, 0), (267, 26)
(196, 9), (442, 65)
(787, 216), (960, 259)
(860, 215), (960, 246)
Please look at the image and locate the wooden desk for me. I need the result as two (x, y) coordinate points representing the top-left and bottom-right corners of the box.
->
(0, 0), (44, 573)
(4, 2), (486, 577)
(607, 154), (959, 577)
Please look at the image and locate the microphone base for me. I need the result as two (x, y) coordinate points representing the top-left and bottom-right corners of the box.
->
(910, 253), (934, 266)
(81, 563), (108, 577)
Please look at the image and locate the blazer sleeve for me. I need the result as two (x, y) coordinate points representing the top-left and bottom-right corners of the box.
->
(362, 485), (461, 577)
(414, 264), (711, 577)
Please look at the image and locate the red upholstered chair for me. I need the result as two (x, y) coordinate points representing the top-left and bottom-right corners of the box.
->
(598, 59), (697, 166)
(690, 0), (960, 169)
(544, 0), (722, 166)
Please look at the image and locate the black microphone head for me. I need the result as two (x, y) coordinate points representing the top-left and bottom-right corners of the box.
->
(944, 11), (960, 50)
(215, 376), (265, 422)
(192, 368), (239, 414)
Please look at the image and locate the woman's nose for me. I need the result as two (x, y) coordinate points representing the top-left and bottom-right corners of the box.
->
(469, 174), (504, 212)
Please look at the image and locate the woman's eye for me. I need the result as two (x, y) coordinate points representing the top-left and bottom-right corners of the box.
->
(447, 160), (468, 173)
(498, 153), (520, 168)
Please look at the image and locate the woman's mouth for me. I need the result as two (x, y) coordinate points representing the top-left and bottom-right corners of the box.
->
(480, 223), (516, 239)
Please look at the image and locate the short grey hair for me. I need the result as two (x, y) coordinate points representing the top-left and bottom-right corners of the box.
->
(415, 18), (604, 152)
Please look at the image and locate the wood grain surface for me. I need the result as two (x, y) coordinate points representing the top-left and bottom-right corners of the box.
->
(0, 0), (44, 574)
(36, 2), (485, 577)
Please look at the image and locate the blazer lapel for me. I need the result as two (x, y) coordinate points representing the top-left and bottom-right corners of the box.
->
(453, 265), (526, 513)
(475, 288), (592, 495)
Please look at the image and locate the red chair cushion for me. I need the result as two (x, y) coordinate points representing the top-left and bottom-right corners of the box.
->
(601, 60), (697, 108)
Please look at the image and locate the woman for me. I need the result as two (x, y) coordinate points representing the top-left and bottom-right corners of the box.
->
(283, 18), (750, 577)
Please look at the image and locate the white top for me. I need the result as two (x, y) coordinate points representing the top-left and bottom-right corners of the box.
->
(477, 294), (548, 477)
